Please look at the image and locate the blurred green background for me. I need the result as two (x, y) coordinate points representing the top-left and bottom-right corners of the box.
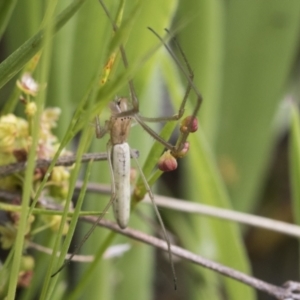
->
(1, 0), (300, 299)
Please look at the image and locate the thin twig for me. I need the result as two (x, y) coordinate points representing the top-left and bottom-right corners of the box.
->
(0, 150), (139, 178)
(81, 216), (300, 300)
(28, 241), (131, 261)
(0, 183), (299, 298)
(1, 180), (300, 239)
(74, 181), (300, 239)
(28, 241), (94, 262)
(75, 182), (111, 195)
(144, 195), (300, 239)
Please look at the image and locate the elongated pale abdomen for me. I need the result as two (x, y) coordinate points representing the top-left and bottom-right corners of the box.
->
(112, 143), (131, 229)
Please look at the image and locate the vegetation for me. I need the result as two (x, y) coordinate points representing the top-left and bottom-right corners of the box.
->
(1, 1), (300, 299)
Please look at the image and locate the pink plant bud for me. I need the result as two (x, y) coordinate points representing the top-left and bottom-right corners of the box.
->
(18, 270), (34, 288)
(130, 168), (137, 184)
(180, 116), (198, 133)
(33, 167), (46, 180)
(177, 142), (190, 158)
(158, 150), (178, 172)
(16, 73), (39, 96)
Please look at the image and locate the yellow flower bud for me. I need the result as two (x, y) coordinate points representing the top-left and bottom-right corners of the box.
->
(25, 102), (37, 117)
(20, 255), (35, 271)
(0, 223), (17, 249)
(49, 215), (69, 235)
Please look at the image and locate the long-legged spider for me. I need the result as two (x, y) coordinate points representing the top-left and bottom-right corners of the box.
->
(54, 0), (203, 290)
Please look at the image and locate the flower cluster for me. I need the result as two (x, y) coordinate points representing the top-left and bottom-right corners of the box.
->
(0, 73), (71, 288)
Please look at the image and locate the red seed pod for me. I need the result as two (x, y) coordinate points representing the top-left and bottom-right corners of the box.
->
(180, 116), (198, 133)
(158, 150), (178, 172)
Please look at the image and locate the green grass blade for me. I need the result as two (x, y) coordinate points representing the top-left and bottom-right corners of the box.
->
(216, 1), (300, 212)
(0, 0), (87, 89)
(183, 130), (255, 300)
(6, 0), (59, 296)
(289, 104), (300, 225)
(0, 0), (17, 39)
(176, 0), (224, 143)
